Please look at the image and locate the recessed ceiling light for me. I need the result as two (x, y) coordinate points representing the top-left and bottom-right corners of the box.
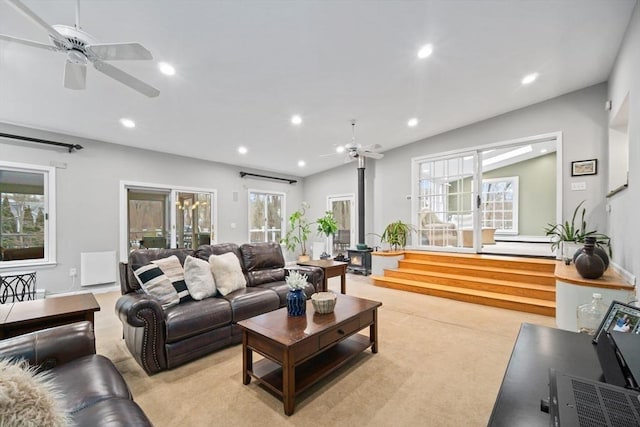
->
(238, 146), (248, 154)
(291, 115), (302, 125)
(158, 62), (175, 76)
(336, 146), (345, 153)
(298, 160), (305, 167)
(417, 44), (433, 59)
(120, 118), (135, 128)
(407, 118), (419, 127)
(521, 73), (538, 85)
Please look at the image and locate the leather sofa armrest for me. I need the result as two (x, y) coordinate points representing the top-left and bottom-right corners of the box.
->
(115, 293), (167, 375)
(0, 321), (95, 371)
(287, 266), (323, 293)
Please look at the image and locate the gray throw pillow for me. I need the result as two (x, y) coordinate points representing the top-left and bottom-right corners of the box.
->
(184, 255), (217, 300)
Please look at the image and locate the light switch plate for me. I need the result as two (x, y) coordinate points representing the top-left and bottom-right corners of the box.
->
(571, 182), (586, 191)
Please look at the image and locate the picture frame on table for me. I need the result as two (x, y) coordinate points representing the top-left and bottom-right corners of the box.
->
(571, 159), (598, 176)
(592, 300), (640, 344)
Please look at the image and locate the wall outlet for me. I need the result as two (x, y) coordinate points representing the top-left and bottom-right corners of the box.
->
(69, 267), (77, 277)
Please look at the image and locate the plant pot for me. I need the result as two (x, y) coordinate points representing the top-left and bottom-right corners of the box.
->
(297, 255), (311, 263)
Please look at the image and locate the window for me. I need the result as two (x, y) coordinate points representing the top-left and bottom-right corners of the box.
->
(0, 161), (56, 266)
(480, 177), (519, 234)
(248, 190), (284, 243)
(121, 182), (216, 259)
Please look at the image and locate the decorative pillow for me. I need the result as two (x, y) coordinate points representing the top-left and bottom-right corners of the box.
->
(209, 253), (246, 296)
(184, 255), (217, 300)
(0, 358), (71, 427)
(152, 255), (193, 304)
(134, 263), (179, 309)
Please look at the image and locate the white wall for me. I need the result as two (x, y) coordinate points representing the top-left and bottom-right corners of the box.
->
(306, 83), (609, 249)
(608, 1), (639, 293)
(0, 122), (304, 295)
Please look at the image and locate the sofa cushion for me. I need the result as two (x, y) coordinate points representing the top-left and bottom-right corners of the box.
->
(183, 255), (217, 300)
(133, 263), (179, 309)
(0, 358), (70, 427)
(256, 281), (315, 307)
(49, 354), (131, 414)
(164, 298), (232, 343)
(240, 242), (286, 286)
(209, 253), (247, 296)
(71, 397), (152, 427)
(152, 255), (193, 304)
(128, 248), (194, 293)
(221, 287), (280, 322)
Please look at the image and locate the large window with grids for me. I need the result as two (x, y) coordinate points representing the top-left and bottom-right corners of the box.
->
(480, 177), (518, 234)
(248, 190), (285, 243)
(0, 161), (56, 266)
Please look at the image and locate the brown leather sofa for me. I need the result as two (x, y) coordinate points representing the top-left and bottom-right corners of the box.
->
(116, 242), (322, 375)
(0, 321), (152, 426)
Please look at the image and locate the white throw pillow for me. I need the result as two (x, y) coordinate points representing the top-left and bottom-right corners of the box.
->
(209, 252), (246, 296)
(184, 255), (217, 300)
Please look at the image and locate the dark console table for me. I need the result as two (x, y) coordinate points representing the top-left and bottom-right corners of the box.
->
(488, 323), (604, 426)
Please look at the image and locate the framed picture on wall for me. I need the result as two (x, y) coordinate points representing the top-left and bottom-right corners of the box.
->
(571, 159), (598, 176)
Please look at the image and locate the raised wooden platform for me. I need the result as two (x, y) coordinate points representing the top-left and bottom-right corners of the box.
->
(371, 251), (557, 316)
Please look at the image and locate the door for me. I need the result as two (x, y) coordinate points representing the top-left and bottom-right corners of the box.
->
(327, 194), (355, 256)
(127, 189), (170, 249)
(414, 151), (479, 252)
(175, 191), (214, 249)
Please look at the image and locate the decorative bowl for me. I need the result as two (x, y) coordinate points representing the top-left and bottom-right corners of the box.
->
(311, 292), (337, 314)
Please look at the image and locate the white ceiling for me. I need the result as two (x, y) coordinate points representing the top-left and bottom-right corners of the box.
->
(0, 0), (635, 177)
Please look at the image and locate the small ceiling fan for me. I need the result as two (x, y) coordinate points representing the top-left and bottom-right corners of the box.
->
(322, 120), (384, 162)
(0, 0), (160, 97)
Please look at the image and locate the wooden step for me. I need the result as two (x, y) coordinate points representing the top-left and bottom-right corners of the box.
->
(372, 275), (555, 317)
(398, 259), (556, 286)
(402, 251), (556, 273)
(384, 268), (555, 301)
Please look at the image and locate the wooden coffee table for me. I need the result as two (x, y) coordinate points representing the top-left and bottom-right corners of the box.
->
(238, 293), (382, 415)
(297, 259), (348, 293)
(0, 293), (100, 339)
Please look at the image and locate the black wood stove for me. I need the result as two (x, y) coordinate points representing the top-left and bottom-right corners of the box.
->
(347, 248), (372, 275)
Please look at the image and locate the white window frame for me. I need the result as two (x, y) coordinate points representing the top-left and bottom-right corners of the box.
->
(0, 160), (56, 269)
(119, 181), (217, 262)
(480, 176), (519, 234)
(247, 189), (286, 244)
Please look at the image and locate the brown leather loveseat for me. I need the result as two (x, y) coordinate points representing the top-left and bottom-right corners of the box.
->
(0, 321), (152, 426)
(116, 242), (322, 375)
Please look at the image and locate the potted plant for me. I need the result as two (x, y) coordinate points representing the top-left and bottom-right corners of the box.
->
(380, 220), (414, 251)
(544, 200), (611, 262)
(281, 202), (311, 262)
(316, 211), (339, 259)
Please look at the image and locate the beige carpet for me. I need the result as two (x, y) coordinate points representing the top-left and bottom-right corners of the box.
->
(93, 274), (556, 426)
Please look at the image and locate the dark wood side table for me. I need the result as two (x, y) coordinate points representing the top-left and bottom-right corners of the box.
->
(297, 259), (348, 294)
(0, 293), (101, 339)
(488, 323), (603, 426)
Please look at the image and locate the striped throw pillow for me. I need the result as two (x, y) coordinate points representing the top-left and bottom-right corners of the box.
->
(151, 255), (193, 304)
(134, 264), (179, 309)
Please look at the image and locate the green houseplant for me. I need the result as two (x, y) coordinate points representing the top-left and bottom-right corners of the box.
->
(315, 211), (338, 259)
(380, 220), (414, 251)
(281, 202), (311, 261)
(544, 200), (611, 260)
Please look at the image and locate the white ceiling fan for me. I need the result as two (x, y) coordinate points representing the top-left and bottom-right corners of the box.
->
(0, 0), (159, 97)
(322, 120), (384, 162)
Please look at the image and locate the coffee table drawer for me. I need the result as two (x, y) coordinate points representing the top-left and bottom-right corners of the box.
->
(319, 317), (361, 348)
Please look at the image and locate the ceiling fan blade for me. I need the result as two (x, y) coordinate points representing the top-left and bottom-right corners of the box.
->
(85, 43), (153, 61)
(360, 151), (384, 159)
(93, 60), (159, 97)
(64, 59), (86, 90)
(5, 0), (72, 49)
(0, 33), (59, 51)
(362, 143), (382, 151)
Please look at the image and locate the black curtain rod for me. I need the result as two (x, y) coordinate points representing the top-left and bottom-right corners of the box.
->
(239, 171), (297, 184)
(0, 132), (84, 153)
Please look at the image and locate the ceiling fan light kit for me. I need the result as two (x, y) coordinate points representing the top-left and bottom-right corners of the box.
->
(0, 0), (160, 97)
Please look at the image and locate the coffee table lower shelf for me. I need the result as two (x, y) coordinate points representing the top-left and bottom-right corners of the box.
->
(249, 333), (371, 398)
